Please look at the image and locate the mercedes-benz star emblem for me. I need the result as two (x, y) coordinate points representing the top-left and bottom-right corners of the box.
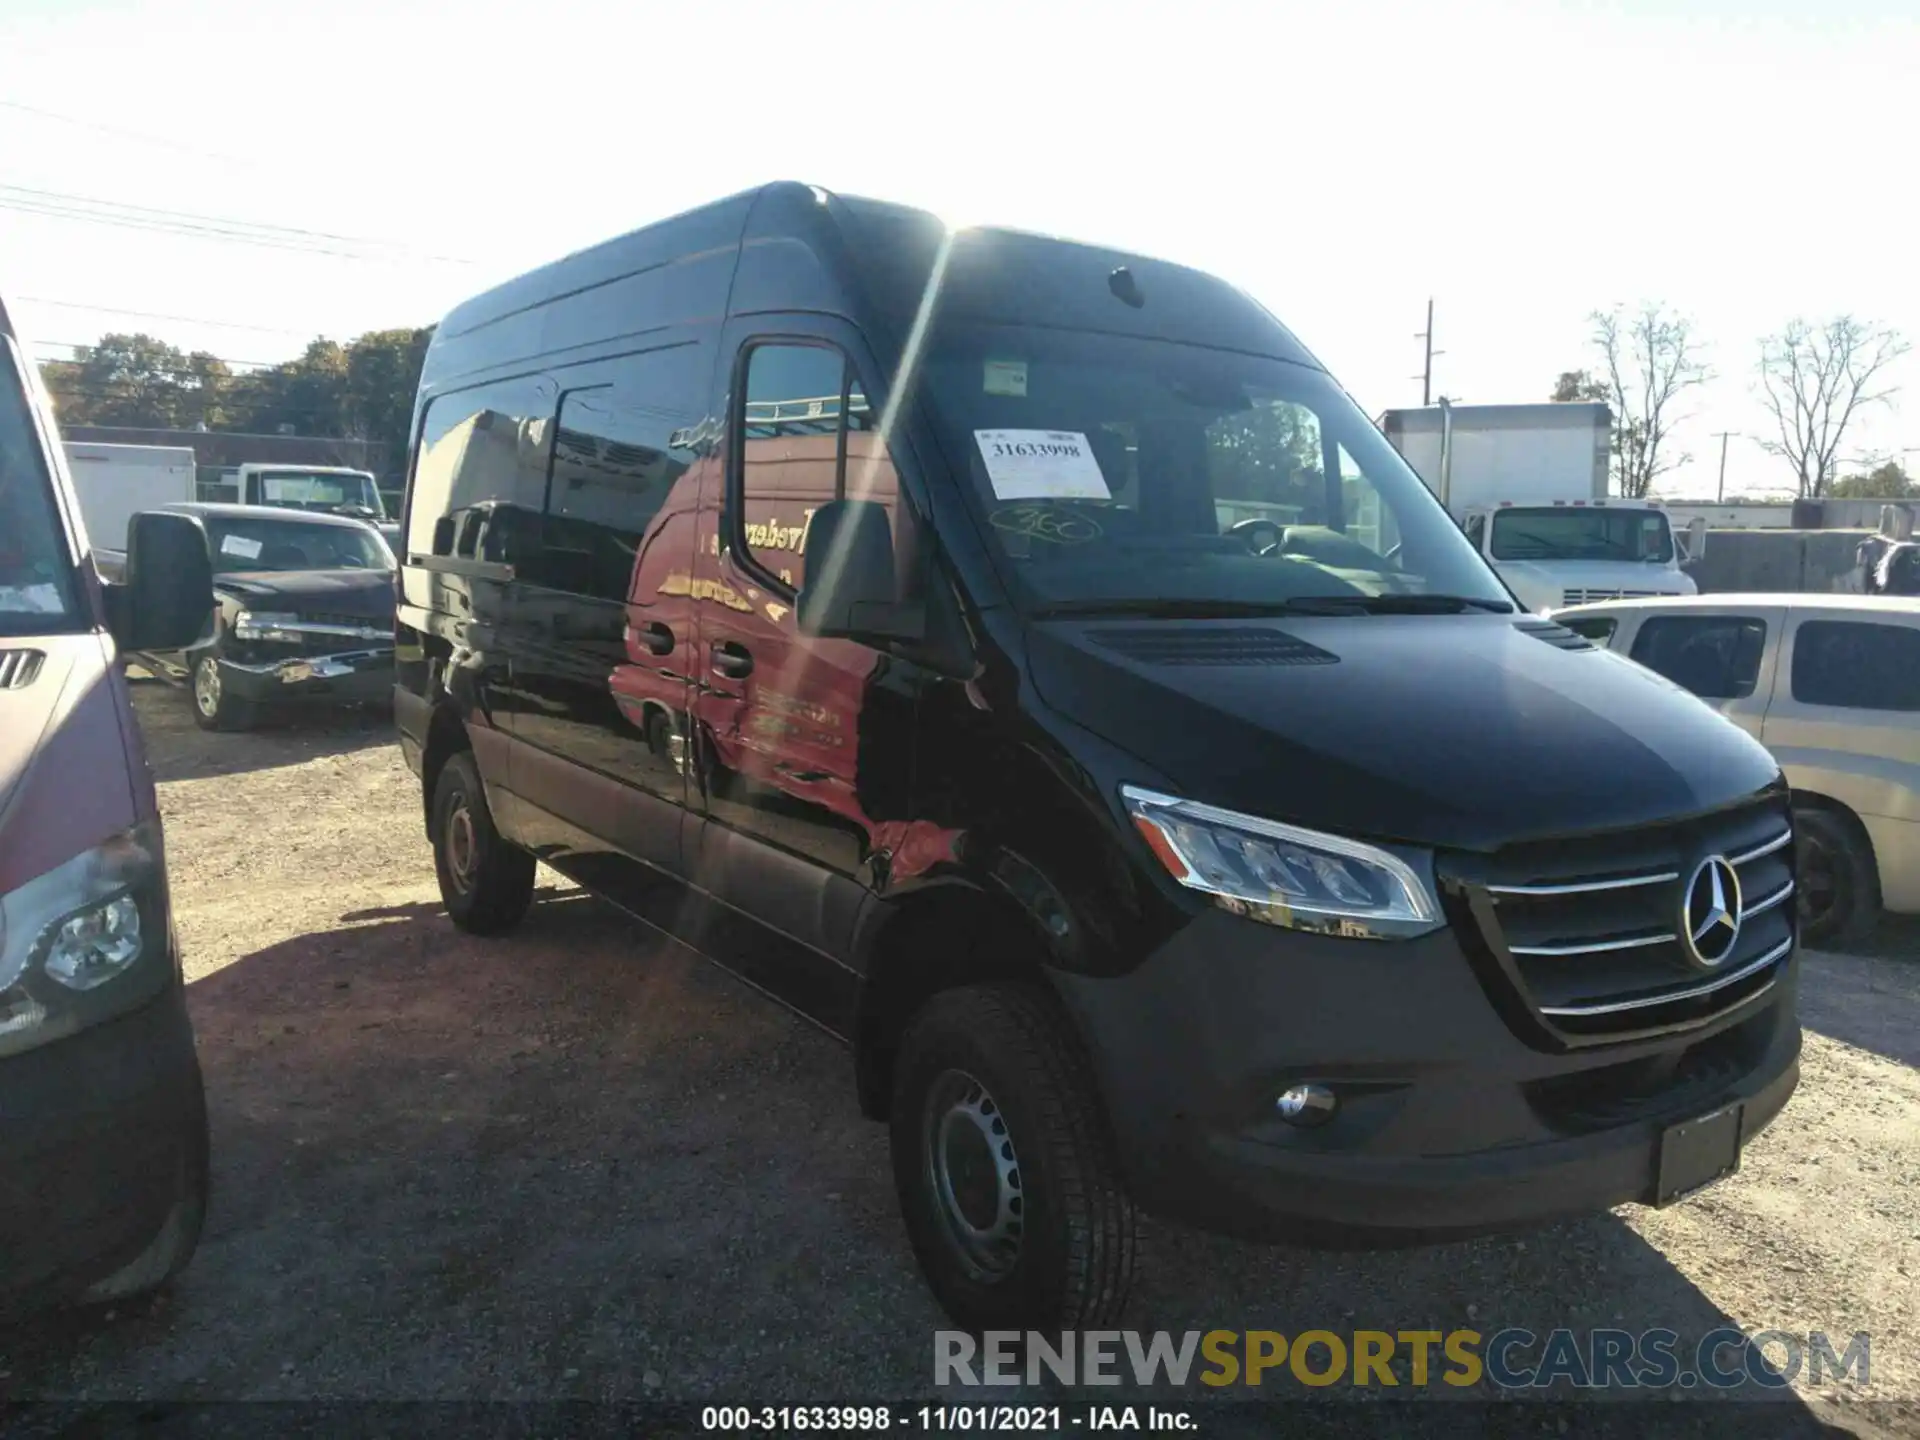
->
(1681, 855), (1744, 968)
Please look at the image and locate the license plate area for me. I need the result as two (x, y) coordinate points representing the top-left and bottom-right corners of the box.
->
(1654, 1103), (1743, 1206)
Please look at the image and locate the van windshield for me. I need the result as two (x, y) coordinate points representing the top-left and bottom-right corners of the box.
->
(917, 326), (1509, 614)
(0, 340), (82, 635)
(1489, 507), (1674, 564)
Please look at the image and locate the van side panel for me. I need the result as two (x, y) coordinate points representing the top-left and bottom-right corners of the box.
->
(421, 192), (757, 388)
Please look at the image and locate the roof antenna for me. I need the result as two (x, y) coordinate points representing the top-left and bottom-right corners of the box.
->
(1108, 266), (1145, 308)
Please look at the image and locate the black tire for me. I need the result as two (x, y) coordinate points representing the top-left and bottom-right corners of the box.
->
(189, 652), (255, 732)
(84, 1067), (210, 1305)
(890, 983), (1135, 1332)
(1795, 805), (1879, 950)
(432, 750), (536, 936)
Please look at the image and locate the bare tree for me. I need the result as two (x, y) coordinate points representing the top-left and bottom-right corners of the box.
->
(1591, 303), (1708, 497)
(1756, 317), (1910, 498)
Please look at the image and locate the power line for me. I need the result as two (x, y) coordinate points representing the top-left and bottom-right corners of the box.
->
(0, 183), (473, 265)
(0, 99), (255, 167)
(19, 296), (325, 337)
(2, 194), (391, 259)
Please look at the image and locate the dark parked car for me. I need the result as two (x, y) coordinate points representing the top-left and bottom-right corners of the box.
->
(125, 504), (396, 731)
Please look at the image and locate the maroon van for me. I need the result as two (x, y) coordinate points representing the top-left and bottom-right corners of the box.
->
(0, 295), (216, 1316)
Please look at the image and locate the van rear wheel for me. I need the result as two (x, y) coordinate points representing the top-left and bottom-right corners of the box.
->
(432, 751), (535, 936)
(890, 984), (1135, 1331)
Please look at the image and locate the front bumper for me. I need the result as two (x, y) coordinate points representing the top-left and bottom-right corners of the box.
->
(0, 984), (208, 1311)
(218, 647), (394, 707)
(1049, 909), (1801, 1247)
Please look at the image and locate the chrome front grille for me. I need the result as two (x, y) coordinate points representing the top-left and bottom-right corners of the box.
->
(1560, 586), (1666, 605)
(1445, 799), (1797, 1045)
(300, 610), (389, 634)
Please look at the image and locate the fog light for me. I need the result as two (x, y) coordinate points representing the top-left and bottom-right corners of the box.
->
(1276, 1083), (1337, 1127)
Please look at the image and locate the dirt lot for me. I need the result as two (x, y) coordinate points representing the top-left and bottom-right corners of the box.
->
(4, 678), (1919, 1435)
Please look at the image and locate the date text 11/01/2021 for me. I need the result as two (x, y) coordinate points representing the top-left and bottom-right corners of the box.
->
(701, 1406), (1193, 1432)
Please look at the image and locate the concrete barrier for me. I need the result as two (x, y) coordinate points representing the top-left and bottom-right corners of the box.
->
(1685, 528), (1874, 595)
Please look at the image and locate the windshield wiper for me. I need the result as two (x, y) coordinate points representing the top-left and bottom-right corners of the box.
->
(1277, 594), (1515, 615)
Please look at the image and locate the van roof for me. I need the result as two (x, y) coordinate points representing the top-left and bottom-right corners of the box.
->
(425, 181), (1322, 392)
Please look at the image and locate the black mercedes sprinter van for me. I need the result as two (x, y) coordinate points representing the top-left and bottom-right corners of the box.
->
(395, 182), (1800, 1329)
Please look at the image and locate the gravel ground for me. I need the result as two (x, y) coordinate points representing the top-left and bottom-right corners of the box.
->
(2, 678), (1917, 1437)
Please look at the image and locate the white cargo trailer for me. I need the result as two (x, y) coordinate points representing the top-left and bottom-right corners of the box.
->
(60, 441), (197, 553)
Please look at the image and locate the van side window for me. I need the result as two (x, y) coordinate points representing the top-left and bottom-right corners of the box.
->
(1628, 615), (1767, 700)
(407, 378), (555, 562)
(538, 351), (698, 602)
(1464, 514), (1486, 550)
(736, 344), (890, 592)
(1791, 620), (1920, 711)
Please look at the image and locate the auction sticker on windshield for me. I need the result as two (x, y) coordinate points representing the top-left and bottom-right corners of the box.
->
(975, 430), (1110, 501)
(220, 533), (263, 560)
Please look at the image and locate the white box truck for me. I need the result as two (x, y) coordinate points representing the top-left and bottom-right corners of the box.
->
(60, 442), (197, 554)
(231, 463), (399, 547)
(1378, 402), (1704, 614)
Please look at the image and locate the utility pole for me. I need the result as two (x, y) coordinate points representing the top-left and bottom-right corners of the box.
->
(1712, 431), (1735, 504)
(1414, 299), (1442, 406)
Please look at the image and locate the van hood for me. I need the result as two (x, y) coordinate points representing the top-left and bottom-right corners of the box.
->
(1024, 613), (1781, 854)
(0, 634), (140, 896)
(214, 568), (395, 619)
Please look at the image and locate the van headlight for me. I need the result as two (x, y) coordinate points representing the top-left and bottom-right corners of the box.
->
(1121, 786), (1442, 939)
(0, 821), (172, 1058)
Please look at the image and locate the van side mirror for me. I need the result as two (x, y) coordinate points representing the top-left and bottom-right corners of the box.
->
(104, 511), (214, 652)
(795, 499), (926, 644)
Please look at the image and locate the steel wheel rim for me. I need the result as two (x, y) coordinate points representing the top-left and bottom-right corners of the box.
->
(445, 802), (479, 894)
(193, 659), (221, 717)
(922, 1068), (1024, 1280)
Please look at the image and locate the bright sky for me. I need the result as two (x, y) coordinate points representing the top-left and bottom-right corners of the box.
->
(2, 0), (1915, 499)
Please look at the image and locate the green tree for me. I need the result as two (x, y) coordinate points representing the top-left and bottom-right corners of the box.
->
(341, 327), (432, 459)
(42, 332), (198, 427)
(43, 322), (432, 479)
(1550, 370), (1608, 403)
(1829, 460), (1915, 499)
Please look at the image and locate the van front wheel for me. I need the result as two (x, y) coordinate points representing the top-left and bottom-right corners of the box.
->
(890, 984), (1135, 1331)
(432, 751), (535, 936)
